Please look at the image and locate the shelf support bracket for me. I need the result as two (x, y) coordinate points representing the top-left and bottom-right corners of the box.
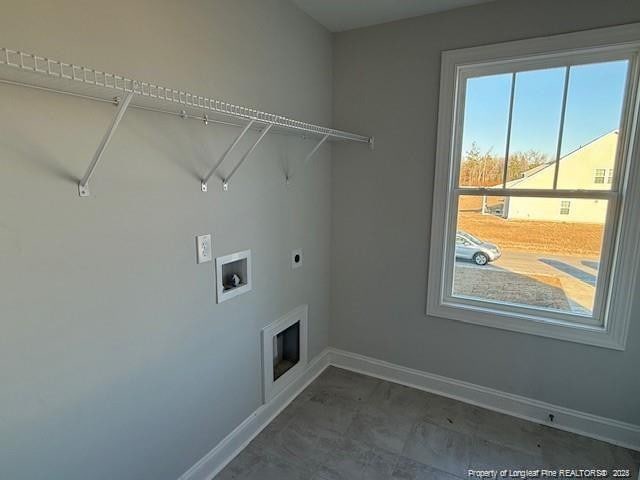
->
(223, 124), (273, 191)
(202, 119), (256, 192)
(78, 91), (135, 197)
(286, 133), (329, 184)
(304, 134), (330, 164)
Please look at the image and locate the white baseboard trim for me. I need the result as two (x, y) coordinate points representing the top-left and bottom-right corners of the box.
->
(327, 348), (640, 452)
(178, 348), (331, 480)
(179, 346), (639, 480)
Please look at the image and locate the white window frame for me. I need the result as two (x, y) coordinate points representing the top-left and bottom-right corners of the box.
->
(427, 24), (640, 350)
(559, 200), (571, 215)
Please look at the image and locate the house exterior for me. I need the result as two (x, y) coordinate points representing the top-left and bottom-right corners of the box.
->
(491, 131), (618, 224)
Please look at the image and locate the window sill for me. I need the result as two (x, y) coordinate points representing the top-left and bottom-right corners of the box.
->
(427, 298), (627, 350)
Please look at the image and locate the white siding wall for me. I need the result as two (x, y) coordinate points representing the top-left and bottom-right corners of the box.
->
(507, 197), (608, 223)
(505, 132), (618, 223)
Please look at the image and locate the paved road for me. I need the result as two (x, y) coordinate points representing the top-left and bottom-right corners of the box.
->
(456, 250), (599, 314)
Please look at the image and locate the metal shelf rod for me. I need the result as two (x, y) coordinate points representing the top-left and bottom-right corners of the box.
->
(0, 78), (300, 133)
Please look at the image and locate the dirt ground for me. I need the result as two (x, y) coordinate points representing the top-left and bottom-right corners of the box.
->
(453, 265), (571, 311)
(457, 211), (604, 257)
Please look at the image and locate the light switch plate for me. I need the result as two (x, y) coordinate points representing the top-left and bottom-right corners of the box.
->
(196, 235), (212, 264)
(292, 249), (303, 269)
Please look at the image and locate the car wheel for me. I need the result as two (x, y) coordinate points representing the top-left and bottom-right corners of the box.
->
(473, 252), (488, 266)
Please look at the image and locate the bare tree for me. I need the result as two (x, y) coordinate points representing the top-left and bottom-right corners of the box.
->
(460, 143), (549, 187)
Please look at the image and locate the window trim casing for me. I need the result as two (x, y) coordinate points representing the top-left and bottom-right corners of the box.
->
(446, 50), (629, 330)
(427, 24), (640, 350)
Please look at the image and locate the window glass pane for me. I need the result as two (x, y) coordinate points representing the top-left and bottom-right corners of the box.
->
(453, 195), (607, 316)
(506, 67), (565, 188)
(459, 73), (512, 187)
(557, 60), (629, 190)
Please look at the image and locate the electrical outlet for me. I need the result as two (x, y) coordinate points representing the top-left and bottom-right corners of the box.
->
(292, 249), (303, 269)
(196, 235), (212, 264)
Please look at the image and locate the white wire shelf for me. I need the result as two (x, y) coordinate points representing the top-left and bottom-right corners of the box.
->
(0, 48), (370, 143)
(0, 47), (373, 196)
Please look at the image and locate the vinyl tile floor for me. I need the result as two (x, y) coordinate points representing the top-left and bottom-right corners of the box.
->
(216, 367), (640, 480)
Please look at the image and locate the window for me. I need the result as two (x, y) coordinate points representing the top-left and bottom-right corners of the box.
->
(456, 235), (470, 246)
(594, 168), (614, 184)
(594, 169), (606, 184)
(428, 24), (640, 349)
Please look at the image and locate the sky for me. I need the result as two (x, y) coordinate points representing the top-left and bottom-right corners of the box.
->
(461, 60), (629, 160)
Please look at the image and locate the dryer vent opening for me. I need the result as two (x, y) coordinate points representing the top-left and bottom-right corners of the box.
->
(273, 321), (300, 381)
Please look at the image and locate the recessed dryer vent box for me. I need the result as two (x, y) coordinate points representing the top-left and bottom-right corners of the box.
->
(215, 250), (252, 304)
(262, 305), (308, 403)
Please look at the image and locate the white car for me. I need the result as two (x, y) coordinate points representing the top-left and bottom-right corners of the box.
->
(455, 230), (501, 266)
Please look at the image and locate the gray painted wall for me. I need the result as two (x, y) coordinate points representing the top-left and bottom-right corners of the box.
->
(331, 0), (640, 425)
(0, 1), (332, 479)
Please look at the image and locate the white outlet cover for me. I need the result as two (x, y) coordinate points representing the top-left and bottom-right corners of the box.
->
(292, 249), (303, 269)
(196, 235), (212, 264)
